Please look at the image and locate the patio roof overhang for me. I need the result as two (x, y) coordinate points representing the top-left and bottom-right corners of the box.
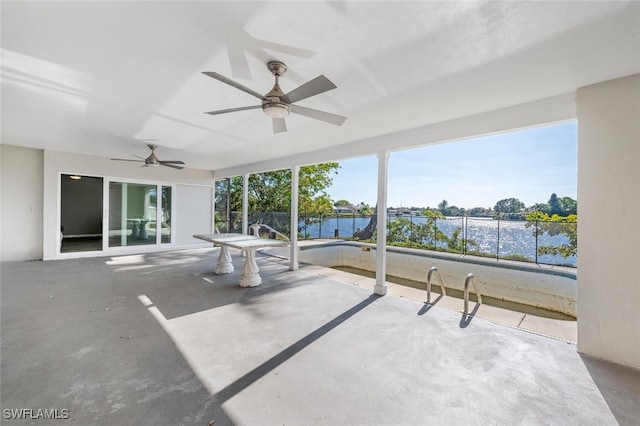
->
(212, 93), (576, 178)
(2, 2), (637, 173)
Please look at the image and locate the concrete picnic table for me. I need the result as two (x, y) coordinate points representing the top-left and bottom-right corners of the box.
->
(194, 233), (289, 287)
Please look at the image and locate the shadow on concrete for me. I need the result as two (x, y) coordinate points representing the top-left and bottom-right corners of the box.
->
(459, 303), (480, 328)
(1, 253), (237, 426)
(215, 294), (380, 404)
(417, 294), (444, 315)
(104, 249), (315, 321)
(580, 354), (640, 426)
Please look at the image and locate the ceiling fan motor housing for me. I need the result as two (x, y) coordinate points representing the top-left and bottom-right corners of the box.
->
(144, 145), (160, 166)
(267, 61), (287, 77)
(262, 61), (291, 118)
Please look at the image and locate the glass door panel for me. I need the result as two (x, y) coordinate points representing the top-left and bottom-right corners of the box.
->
(109, 182), (158, 247)
(161, 186), (172, 243)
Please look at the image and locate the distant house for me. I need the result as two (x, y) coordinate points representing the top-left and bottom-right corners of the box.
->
(353, 203), (367, 213)
(387, 208), (417, 217)
(332, 206), (355, 214)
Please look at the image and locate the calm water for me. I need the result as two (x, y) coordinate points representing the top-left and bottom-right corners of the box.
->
(299, 216), (577, 267)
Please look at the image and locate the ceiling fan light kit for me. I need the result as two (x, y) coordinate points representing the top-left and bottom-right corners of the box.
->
(262, 103), (290, 118)
(203, 61), (347, 134)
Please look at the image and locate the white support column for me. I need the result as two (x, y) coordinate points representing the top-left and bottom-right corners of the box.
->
(576, 74), (640, 369)
(289, 165), (300, 271)
(375, 151), (389, 295)
(242, 174), (249, 235)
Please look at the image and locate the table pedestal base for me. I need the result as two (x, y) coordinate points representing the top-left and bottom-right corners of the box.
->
(214, 246), (234, 274)
(239, 248), (261, 287)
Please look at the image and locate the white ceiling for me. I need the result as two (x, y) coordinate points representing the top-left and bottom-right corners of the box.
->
(2, 1), (639, 172)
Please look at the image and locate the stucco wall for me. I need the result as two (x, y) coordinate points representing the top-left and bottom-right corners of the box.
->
(577, 74), (640, 369)
(0, 145), (44, 261)
(175, 184), (213, 246)
(0, 146), (215, 261)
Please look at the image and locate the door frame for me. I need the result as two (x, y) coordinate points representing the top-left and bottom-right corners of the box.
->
(56, 172), (177, 259)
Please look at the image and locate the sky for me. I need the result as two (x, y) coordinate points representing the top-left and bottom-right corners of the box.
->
(326, 121), (577, 209)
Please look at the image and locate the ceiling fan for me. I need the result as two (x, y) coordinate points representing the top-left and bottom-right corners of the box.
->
(111, 144), (185, 170)
(202, 61), (347, 134)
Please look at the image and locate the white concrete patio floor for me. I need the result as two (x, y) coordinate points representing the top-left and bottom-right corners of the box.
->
(2, 247), (639, 425)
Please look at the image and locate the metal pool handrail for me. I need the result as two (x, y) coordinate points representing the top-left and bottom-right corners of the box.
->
(249, 223), (290, 241)
(463, 273), (483, 315)
(426, 266), (447, 303)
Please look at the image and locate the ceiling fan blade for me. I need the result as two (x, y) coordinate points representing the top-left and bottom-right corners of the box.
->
(159, 160), (185, 165)
(204, 105), (262, 116)
(202, 72), (266, 100)
(273, 118), (287, 134)
(133, 155), (147, 160)
(290, 105), (347, 126)
(159, 163), (184, 170)
(283, 75), (337, 104)
(111, 158), (144, 163)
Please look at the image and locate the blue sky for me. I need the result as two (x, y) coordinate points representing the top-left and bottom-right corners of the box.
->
(327, 121), (577, 209)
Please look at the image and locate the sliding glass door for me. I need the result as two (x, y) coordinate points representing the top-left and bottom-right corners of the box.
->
(108, 182), (172, 248)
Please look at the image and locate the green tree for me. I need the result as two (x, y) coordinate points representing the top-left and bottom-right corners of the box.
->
(298, 163), (339, 214)
(217, 163), (339, 213)
(215, 178), (243, 232)
(438, 199), (449, 215)
(560, 196), (577, 215)
(215, 163), (340, 232)
(423, 209), (445, 219)
(358, 203), (372, 216)
(415, 211), (447, 247)
(447, 205), (465, 216)
(335, 199), (351, 207)
(469, 207), (489, 217)
(494, 198), (525, 219)
(423, 209), (476, 252)
(442, 227), (478, 253)
(530, 202), (550, 214)
(387, 217), (413, 245)
(548, 193), (562, 216)
(385, 212), (476, 254)
(525, 211), (577, 259)
(385, 211), (450, 249)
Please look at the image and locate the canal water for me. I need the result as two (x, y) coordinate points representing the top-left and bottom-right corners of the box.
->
(300, 216), (577, 267)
